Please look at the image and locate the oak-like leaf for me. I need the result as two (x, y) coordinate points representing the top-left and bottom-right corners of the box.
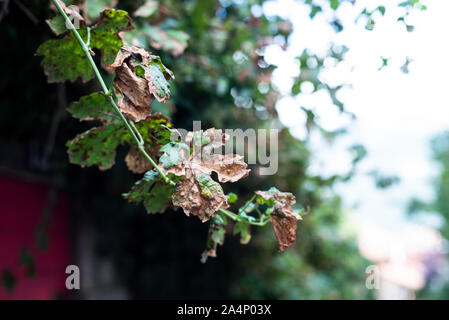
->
(37, 9), (132, 83)
(123, 170), (175, 214)
(66, 124), (127, 170)
(67, 102), (172, 170)
(68, 92), (119, 124)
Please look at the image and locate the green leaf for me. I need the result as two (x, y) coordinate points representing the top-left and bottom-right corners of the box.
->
(66, 112), (172, 170)
(19, 247), (36, 278)
(256, 191), (275, 207)
(85, 0), (117, 20)
(377, 6), (386, 16)
(2, 269), (16, 293)
(91, 10), (134, 67)
(201, 221), (226, 263)
(66, 124), (127, 170)
(196, 173), (224, 199)
(144, 24), (190, 56)
(134, 1), (159, 18)
(211, 228), (226, 244)
(46, 15), (67, 35)
(123, 171), (176, 214)
(36, 30), (93, 83)
(36, 228), (49, 251)
(406, 24), (415, 32)
(134, 115), (174, 145)
(142, 60), (174, 100)
(37, 9), (132, 82)
(159, 142), (189, 169)
(68, 92), (119, 124)
(227, 192), (238, 204)
(211, 214), (227, 226)
(330, 0), (339, 10)
(233, 221), (251, 244)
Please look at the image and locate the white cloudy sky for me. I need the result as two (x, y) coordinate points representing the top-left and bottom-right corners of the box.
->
(263, 0), (449, 231)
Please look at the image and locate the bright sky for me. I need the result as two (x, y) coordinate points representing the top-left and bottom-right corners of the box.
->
(263, 0), (449, 230)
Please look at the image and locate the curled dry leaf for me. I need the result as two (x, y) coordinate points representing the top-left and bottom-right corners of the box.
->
(109, 45), (174, 122)
(172, 170), (229, 222)
(255, 187), (302, 251)
(158, 128), (250, 222)
(270, 214), (299, 252)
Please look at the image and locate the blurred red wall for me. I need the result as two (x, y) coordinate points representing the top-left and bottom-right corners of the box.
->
(0, 175), (71, 300)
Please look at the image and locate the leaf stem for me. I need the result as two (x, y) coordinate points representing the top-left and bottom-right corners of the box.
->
(218, 208), (269, 227)
(52, 0), (174, 185)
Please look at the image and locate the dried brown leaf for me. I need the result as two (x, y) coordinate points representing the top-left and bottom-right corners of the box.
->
(125, 145), (153, 174)
(113, 63), (154, 122)
(109, 45), (173, 122)
(256, 188), (302, 251)
(270, 213), (298, 252)
(191, 154), (250, 183)
(172, 170), (229, 223)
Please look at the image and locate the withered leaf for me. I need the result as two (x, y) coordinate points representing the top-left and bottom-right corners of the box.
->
(161, 128), (249, 222)
(255, 187), (302, 251)
(201, 218), (226, 263)
(125, 145), (153, 174)
(270, 214), (298, 252)
(191, 154), (250, 183)
(172, 170), (229, 223)
(186, 128), (229, 150)
(162, 128), (250, 182)
(109, 45), (174, 122)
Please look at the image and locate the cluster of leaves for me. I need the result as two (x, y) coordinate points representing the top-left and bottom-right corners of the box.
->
(37, 1), (304, 262)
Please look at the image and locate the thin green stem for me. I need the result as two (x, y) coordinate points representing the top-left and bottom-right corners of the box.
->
(129, 120), (144, 145)
(239, 194), (256, 213)
(52, 0), (173, 185)
(218, 208), (270, 227)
